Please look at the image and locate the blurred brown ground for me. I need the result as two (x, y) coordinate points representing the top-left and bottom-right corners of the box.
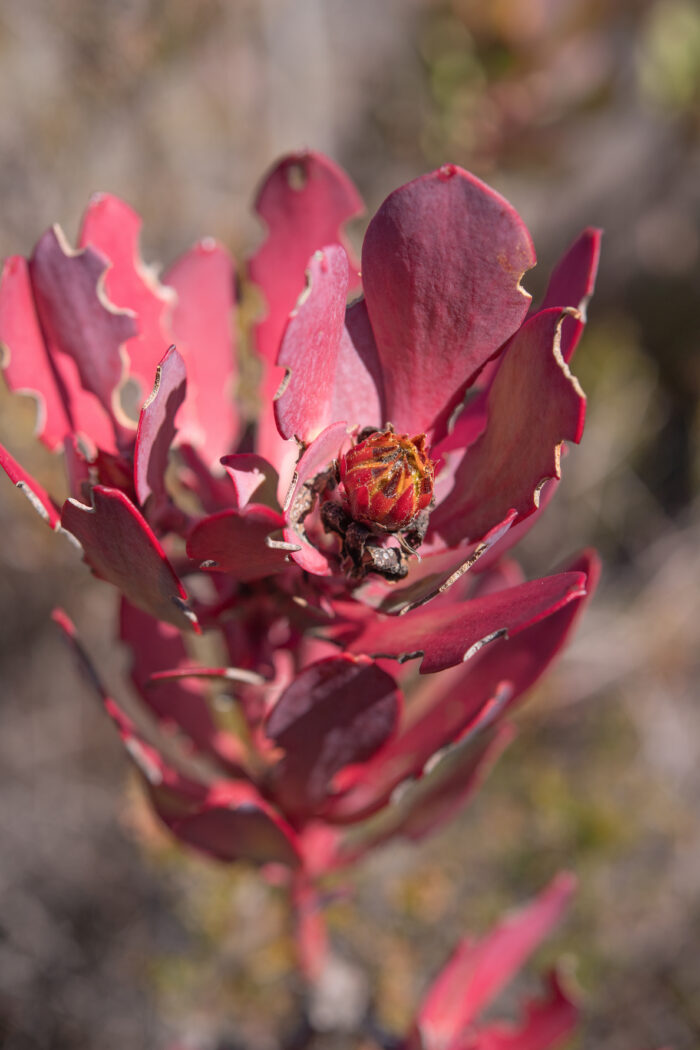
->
(0, 1), (699, 1048)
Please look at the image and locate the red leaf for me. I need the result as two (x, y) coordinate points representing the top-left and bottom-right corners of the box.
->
(0, 441), (61, 528)
(334, 297), (383, 431)
(431, 310), (585, 547)
(61, 485), (198, 631)
(250, 150), (363, 366)
(0, 255), (71, 450)
(179, 443), (234, 513)
(536, 227), (602, 364)
(414, 874), (576, 1050)
(338, 571), (587, 674)
(325, 675), (509, 825)
(431, 387), (489, 457)
(164, 238), (239, 467)
(337, 722), (511, 863)
(171, 781), (302, 868)
(186, 504), (291, 582)
(265, 655), (402, 818)
(78, 192), (174, 396)
(220, 452), (279, 509)
(29, 226), (136, 438)
(435, 228), (601, 461)
(274, 245), (350, 442)
(374, 722), (512, 845)
(367, 514), (516, 616)
(470, 479), (560, 577)
(473, 971), (577, 1050)
(362, 165), (535, 434)
(249, 151), (363, 471)
(120, 599), (244, 771)
(463, 549), (600, 710)
(134, 345), (187, 512)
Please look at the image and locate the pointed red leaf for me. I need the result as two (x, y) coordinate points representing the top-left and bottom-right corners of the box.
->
(432, 310), (586, 547)
(61, 485), (197, 631)
(338, 571), (587, 674)
(186, 504), (291, 581)
(380, 722), (512, 845)
(325, 677), (509, 825)
(146, 666), (265, 687)
(265, 655), (402, 819)
(134, 345), (187, 511)
(537, 227), (602, 364)
(54, 610), (270, 864)
(337, 722), (511, 864)
(367, 514), (516, 616)
(362, 165), (535, 434)
(164, 238), (238, 467)
(414, 874), (576, 1050)
(1, 247), (118, 454)
(465, 549), (600, 697)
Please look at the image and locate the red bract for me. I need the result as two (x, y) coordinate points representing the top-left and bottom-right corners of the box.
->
(1, 151), (600, 890)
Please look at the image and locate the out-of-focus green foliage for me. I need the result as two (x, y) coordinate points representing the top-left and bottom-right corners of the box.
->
(639, 0), (700, 114)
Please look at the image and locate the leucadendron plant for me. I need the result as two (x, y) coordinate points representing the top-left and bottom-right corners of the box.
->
(1, 152), (602, 1045)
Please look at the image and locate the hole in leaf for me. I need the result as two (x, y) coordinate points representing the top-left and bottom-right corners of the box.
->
(119, 376), (144, 422)
(286, 162), (307, 191)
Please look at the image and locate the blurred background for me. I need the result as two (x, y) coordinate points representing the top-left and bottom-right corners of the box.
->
(0, 1), (699, 1047)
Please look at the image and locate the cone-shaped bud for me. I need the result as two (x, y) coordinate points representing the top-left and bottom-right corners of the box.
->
(339, 429), (435, 532)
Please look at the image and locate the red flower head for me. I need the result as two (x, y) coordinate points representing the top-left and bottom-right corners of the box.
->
(339, 428), (434, 533)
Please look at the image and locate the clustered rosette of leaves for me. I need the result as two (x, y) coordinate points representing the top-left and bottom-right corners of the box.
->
(1, 152), (602, 1045)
